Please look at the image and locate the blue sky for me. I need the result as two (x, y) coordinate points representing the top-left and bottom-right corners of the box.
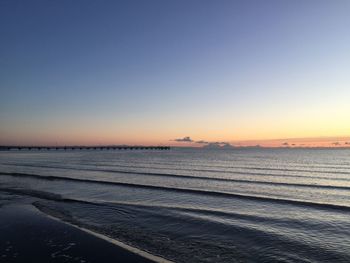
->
(1, 0), (350, 145)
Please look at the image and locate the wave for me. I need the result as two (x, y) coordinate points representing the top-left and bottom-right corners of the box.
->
(1, 184), (347, 238)
(1, 172), (350, 212)
(0, 185), (264, 221)
(59, 199), (350, 233)
(2, 162), (350, 183)
(86, 162), (350, 175)
(2, 170), (350, 191)
(22, 189), (350, 263)
(2, 185), (350, 241)
(0, 187), (65, 201)
(81, 158), (350, 172)
(2, 160), (350, 188)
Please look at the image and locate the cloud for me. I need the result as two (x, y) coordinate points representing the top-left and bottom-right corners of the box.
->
(345, 142), (350, 145)
(332, 142), (340, 146)
(194, 140), (230, 145)
(171, 137), (235, 148)
(203, 142), (234, 149)
(208, 142), (223, 145)
(172, 136), (193, 142)
(282, 142), (289, 146)
(195, 140), (209, 144)
(210, 141), (229, 145)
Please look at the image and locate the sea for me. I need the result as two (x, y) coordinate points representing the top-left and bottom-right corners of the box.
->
(0, 148), (350, 262)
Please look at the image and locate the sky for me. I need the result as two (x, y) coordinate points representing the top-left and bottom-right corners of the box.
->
(1, 0), (350, 147)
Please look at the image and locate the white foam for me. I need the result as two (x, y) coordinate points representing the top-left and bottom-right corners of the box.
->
(41, 210), (174, 263)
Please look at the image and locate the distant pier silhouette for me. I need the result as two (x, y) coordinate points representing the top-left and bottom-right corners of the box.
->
(0, 145), (170, 151)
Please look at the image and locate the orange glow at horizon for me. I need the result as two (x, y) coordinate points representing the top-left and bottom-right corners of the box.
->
(1, 114), (349, 147)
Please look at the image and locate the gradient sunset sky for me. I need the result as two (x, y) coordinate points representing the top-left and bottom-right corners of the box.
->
(1, 0), (349, 147)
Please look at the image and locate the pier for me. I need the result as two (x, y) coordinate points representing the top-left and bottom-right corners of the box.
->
(0, 145), (170, 151)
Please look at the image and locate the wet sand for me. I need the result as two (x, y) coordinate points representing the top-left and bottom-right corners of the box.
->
(0, 204), (154, 263)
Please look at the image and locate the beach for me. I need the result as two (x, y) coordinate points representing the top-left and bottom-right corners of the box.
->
(2, 0), (350, 262)
(0, 200), (160, 263)
(1, 148), (350, 262)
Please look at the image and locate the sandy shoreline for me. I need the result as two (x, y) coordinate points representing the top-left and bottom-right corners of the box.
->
(41, 208), (174, 263)
(0, 202), (169, 263)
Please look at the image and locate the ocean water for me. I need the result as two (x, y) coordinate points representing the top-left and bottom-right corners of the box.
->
(0, 148), (350, 262)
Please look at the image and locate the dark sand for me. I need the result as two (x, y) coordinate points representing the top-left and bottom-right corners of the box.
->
(0, 204), (154, 263)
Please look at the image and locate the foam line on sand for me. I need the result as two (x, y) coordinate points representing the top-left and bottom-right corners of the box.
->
(39, 208), (174, 263)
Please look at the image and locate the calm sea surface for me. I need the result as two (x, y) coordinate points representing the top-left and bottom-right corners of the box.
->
(1, 148), (350, 262)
